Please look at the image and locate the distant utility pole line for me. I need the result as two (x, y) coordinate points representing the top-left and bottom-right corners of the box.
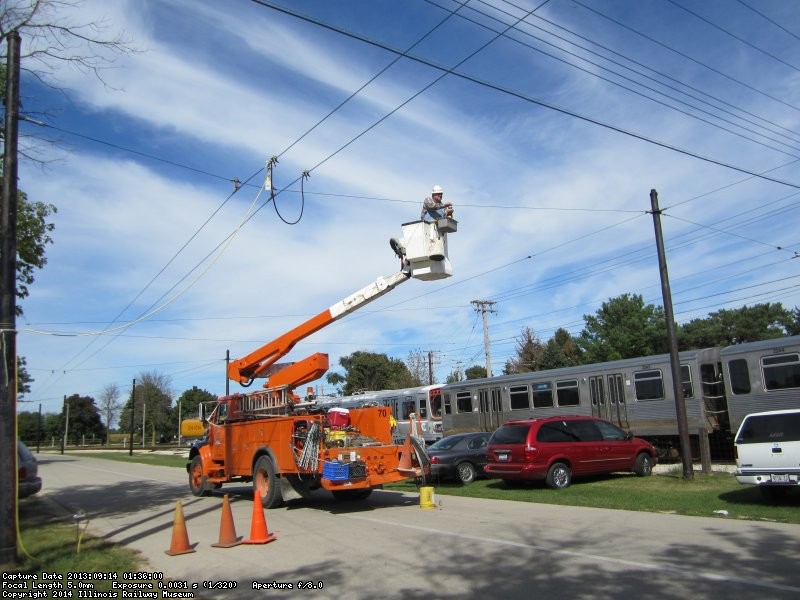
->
(471, 300), (496, 377)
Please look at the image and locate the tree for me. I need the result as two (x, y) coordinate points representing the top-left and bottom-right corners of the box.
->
(445, 369), (463, 384)
(63, 394), (105, 444)
(332, 351), (417, 395)
(504, 327), (544, 374)
(465, 365), (487, 379)
(97, 383), (121, 444)
(679, 303), (793, 348)
(578, 294), (667, 363)
(14, 191), (56, 315)
(119, 371), (173, 444)
(404, 349), (428, 386)
(1, 0), (137, 158)
(175, 386), (217, 429)
(16, 356), (31, 396)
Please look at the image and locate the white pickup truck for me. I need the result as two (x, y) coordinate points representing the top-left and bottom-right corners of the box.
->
(734, 408), (800, 499)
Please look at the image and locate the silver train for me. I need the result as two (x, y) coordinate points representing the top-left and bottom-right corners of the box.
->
(440, 335), (800, 459)
(313, 384), (444, 445)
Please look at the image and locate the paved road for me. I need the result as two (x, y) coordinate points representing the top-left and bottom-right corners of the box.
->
(27, 452), (800, 599)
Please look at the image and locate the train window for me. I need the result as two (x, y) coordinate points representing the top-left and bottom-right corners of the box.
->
(634, 369), (664, 400)
(443, 393), (451, 415)
(456, 391), (473, 413)
(401, 401), (415, 419)
(509, 385), (530, 410)
(556, 379), (580, 407)
(532, 382), (554, 408)
(762, 353), (800, 390)
(681, 365), (694, 399)
(429, 390), (442, 418)
(728, 359), (751, 394)
(418, 398), (428, 419)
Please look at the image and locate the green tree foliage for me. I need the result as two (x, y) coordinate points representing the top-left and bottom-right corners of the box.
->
(118, 371), (174, 443)
(176, 386), (217, 423)
(16, 410), (62, 445)
(539, 330), (579, 370)
(679, 303), (794, 348)
(332, 351), (417, 395)
(578, 294), (668, 363)
(503, 327), (544, 374)
(465, 365), (487, 379)
(15, 191), (57, 315)
(63, 394), (105, 444)
(16, 356), (32, 396)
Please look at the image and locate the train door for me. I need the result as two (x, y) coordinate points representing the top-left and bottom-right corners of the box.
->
(589, 376), (608, 420)
(607, 373), (629, 428)
(477, 387), (503, 432)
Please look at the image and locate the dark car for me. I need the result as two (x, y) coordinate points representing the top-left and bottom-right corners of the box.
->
(18, 441), (42, 498)
(427, 432), (490, 484)
(484, 415), (657, 489)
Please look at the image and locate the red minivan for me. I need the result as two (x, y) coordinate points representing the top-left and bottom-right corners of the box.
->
(484, 415), (657, 489)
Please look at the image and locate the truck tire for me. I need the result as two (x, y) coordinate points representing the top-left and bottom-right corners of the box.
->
(253, 455), (283, 509)
(189, 455), (210, 497)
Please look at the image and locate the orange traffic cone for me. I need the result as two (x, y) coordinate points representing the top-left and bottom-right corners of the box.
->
(243, 490), (276, 545)
(164, 500), (196, 555)
(211, 494), (242, 548)
(397, 435), (416, 476)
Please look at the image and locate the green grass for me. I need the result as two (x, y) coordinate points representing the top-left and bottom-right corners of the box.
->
(389, 469), (800, 524)
(4, 496), (145, 588)
(74, 451), (188, 469)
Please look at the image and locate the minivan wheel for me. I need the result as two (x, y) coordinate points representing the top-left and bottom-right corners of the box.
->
(634, 452), (653, 477)
(546, 462), (572, 489)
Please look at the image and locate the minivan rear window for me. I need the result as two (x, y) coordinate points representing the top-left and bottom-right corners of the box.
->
(490, 424), (529, 445)
(736, 412), (800, 444)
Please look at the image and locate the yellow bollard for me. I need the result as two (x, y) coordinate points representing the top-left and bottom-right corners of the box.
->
(419, 486), (436, 509)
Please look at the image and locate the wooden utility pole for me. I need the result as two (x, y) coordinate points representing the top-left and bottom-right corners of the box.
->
(471, 300), (496, 377)
(0, 30), (21, 566)
(650, 189), (693, 480)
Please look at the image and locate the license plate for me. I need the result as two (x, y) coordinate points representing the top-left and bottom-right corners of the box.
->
(771, 474), (790, 483)
(497, 453), (509, 462)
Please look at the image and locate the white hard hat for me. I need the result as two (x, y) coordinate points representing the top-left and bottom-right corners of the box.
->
(432, 185), (444, 195)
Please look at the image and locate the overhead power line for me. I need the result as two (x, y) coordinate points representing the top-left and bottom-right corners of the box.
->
(250, 0), (800, 189)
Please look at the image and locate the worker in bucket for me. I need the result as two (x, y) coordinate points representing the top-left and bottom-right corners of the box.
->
(420, 185), (453, 221)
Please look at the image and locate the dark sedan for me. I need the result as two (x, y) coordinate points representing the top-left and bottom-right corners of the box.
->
(18, 441), (42, 498)
(427, 432), (490, 484)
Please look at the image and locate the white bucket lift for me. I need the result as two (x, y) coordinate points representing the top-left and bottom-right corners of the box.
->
(392, 218), (458, 281)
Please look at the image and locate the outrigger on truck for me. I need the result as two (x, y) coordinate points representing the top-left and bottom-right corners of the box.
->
(182, 214), (458, 507)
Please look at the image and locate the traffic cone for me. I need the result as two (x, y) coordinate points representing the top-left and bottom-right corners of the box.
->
(164, 500), (196, 555)
(211, 494), (242, 548)
(397, 435), (416, 476)
(243, 490), (276, 545)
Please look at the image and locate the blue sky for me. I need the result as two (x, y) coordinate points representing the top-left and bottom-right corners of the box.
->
(12, 0), (800, 415)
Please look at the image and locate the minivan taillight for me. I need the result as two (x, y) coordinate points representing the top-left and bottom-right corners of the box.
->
(524, 445), (539, 460)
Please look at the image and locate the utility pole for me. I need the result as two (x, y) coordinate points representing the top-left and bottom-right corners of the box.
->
(0, 30), (21, 565)
(128, 379), (135, 456)
(650, 189), (693, 481)
(471, 300), (496, 377)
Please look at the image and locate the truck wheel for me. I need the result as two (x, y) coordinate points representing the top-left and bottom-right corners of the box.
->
(253, 455), (283, 509)
(189, 455), (210, 497)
